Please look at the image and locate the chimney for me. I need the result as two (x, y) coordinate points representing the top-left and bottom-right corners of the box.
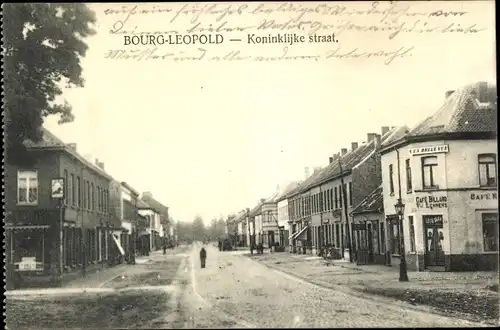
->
(329, 157), (334, 164)
(381, 126), (390, 136)
(341, 148), (348, 156)
(475, 81), (488, 102)
(98, 162), (105, 170)
(374, 134), (382, 150)
(304, 167), (310, 179)
(143, 191), (153, 199)
(351, 142), (359, 151)
(445, 90), (455, 99)
(367, 133), (377, 142)
(67, 143), (77, 151)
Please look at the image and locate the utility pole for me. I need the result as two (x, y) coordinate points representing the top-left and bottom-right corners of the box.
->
(339, 155), (354, 263)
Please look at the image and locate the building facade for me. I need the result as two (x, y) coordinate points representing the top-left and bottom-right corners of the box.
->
(141, 192), (172, 247)
(381, 82), (498, 271)
(109, 181), (141, 259)
(137, 199), (162, 254)
(5, 129), (120, 288)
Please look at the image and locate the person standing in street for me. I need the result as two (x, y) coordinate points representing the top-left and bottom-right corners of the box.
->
(163, 242), (167, 255)
(200, 247), (207, 268)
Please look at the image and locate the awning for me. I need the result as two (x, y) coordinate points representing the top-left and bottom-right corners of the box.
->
(5, 225), (50, 231)
(121, 221), (132, 232)
(111, 233), (125, 256)
(290, 226), (308, 240)
(138, 230), (150, 237)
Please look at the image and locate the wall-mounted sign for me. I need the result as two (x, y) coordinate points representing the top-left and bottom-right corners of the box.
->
(409, 144), (449, 156)
(416, 195), (447, 209)
(470, 192), (498, 201)
(51, 178), (65, 199)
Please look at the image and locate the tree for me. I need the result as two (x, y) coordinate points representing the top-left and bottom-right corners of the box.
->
(191, 216), (206, 242)
(3, 4), (96, 165)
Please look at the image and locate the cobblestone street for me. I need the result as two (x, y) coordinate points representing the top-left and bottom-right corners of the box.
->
(190, 245), (488, 328)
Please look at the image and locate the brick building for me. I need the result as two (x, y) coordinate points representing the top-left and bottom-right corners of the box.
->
(380, 82), (498, 271)
(5, 128), (120, 288)
(141, 192), (172, 247)
(284, 127), (408, 258)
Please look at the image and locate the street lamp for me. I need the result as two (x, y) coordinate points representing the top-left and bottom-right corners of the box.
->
(394, 198), (409, 282)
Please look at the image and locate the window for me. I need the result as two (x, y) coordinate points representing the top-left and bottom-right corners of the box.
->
(334, 187), (338, 209)
(389, 164), (395, 195)
(63, 170), (69, 204)
(380, 222), (386, 253)
(17, 170), (38, 204)
(70, 174), (75, 206)
(86, 181), (90, 210)
(409, 216), (416, 252)
(348, 182), (353, 206)
(422, 156), (438, 189)
(319, 192), (323, 213)
(91, 183), (94, 210)
(482, 213), (498, 252)
(405, 159), (412, 192)
(339, 185), (343, 208)
(76, 176), (81, 207)
(97, 187), (101, 212)
(478, 154), (497, 187)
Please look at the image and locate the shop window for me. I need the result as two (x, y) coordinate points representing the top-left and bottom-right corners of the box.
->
(422, 156), (439, 189)
(17, 170), (38, 205)
(388, 221), (400, 255)
(409, 216), (416, 252)
(478, 154), (497, 187)
(482, 213), (498, 252)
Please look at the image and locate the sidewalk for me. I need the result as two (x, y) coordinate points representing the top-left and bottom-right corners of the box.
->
(6, 254), (158, 296)
(245, 251), (499, 325)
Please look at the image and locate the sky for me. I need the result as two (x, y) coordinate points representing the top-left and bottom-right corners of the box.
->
(44, 1), (496, 224)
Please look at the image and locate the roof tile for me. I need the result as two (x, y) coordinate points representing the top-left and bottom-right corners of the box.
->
(352, 185), (383, 214)
(408, 83), (497, 136)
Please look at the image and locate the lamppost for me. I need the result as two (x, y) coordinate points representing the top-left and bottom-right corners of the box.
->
(394, 198), (409, 282)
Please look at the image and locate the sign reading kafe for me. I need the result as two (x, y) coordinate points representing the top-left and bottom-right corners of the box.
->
(409, 144), (449, 156)
(416, 195), (448, 209)
(470, 192), (498, 201)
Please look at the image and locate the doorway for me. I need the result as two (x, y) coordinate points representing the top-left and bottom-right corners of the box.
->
(423, 215), (446, 268)
(268, 231), (275, 247)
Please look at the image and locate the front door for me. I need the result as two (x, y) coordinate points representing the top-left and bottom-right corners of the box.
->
(268, 231), (275, 247)
(423, 215), (446, 267)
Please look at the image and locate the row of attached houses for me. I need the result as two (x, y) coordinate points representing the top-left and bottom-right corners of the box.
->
(228, 81), (497, 272)
(5, 128), (175, 289)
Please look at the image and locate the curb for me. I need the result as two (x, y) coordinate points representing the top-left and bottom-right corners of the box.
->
(242, 255), (489, 327)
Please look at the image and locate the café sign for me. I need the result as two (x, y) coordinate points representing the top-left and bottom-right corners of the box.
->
(470, 192), (498, 201)
(416, 195), (448, 209)
(409, 144), (449, 156)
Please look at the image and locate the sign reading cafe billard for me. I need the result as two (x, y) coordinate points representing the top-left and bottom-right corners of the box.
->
(51, 178), (65, 199)
(409, 144), (449, 156)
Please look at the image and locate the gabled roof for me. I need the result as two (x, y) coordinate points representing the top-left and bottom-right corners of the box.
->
(137, 199), (161, 214)
(301, 126), (405, 192)
(141, 194), (169, 223)
(281, 168), (327, 200)
(249, 200), (266, 217)
(232, 210), (247, 223)
(25, 127), (113, 180)
(121, 182), (140, 196)
(352, 185), (384, 215)
(408, 82), (497, 136)
(274, 181), (303, 203)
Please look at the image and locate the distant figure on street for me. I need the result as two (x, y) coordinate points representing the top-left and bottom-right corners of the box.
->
(163, 242), (167, 255)
(200, 247), (207, 268)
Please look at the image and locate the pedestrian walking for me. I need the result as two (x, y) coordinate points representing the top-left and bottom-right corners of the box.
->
(163, 242), (167, 255)
(200, 247), (207, 268)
